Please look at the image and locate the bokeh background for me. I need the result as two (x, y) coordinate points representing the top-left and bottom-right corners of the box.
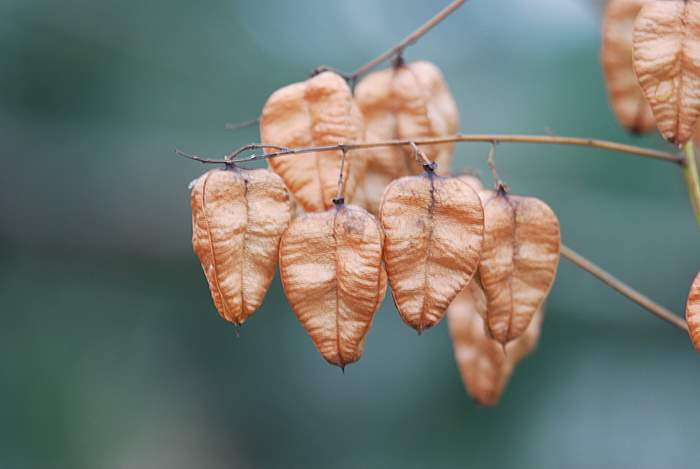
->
(2, 0), (700, 468)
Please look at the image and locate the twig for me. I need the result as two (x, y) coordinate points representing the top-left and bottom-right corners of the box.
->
(225, 118), (260, 132)
(560, 244), (688, 332)
(683, 142), (700, 232)
(409, 141), (436, 171)
(486, 142), (509, 192)
(334, 148), (348, 205)
(348, 0), (468, 80)
(174, 134), (679, 165)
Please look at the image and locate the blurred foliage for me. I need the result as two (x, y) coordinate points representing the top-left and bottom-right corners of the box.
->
(1, 0), (699, 468)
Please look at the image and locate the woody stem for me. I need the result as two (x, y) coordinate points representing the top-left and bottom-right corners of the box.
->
(560, 244), (687, 332)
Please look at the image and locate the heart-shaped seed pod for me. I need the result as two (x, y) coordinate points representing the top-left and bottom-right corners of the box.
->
(602, 0), (656, 134)
(354, 61), (459, 213)
(380, 172), (484, 332)
(478, 190), (560, 344)
(633, 1), (700, 144)
(260, 71), (366, 212)
(686, 272), (700, 353)
(279, 204), (387, 368)
(191, 167), (291, 326)
(447, 281), (544, 406)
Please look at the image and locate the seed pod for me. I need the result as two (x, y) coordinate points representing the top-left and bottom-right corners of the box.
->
(380, 172), (484, 332)
(633, 1), (700, 144)
(447, 281), (543, 406)
(191, 167), (291, 326)
(260, 71), (365, 212)
(686, 272), (700, 353)
(602, 0), (656, 134)
(354, 61), (460, 213)
(456, 173), (483, 192)
(478, 190), (560, 344)
(279, 204), (387, 368)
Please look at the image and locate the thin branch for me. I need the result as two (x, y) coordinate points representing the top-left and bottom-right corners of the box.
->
(683, 142), (700, 231)
(349, 0), (468, 80)
(560, 244), (688, 332)
(334, 148), (349, 204)
(486, 142), (509, 192)
(199, 134), (681, 165)
(225, 118), (260, 132)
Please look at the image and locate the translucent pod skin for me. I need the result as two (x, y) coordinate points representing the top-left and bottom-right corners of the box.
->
(602, 0), (656, 133)
(279, 204), (387, 368)
(260, 71), (366, 212)
(686, 272), (700, 353)
(191, 168), (291, 326)
(633, 1), (700, 144)
(447, 280), (544, 406)
(354, 61), (459, 214)
(478, 190), (560, 345)
(379, 172), (483, 332)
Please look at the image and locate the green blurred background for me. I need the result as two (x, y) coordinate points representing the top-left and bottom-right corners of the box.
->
(2, 0), (699, 468)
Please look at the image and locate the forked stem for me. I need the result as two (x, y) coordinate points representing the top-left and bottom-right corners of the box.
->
(560, 244), (688, 332)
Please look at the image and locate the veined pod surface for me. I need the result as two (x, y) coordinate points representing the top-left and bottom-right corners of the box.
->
(602, 0), (656, 133)
(379, 172), (484, 332)
(260, 71), (365, 212)
(279, 204), (387, 368)
(191, 167), (291, 326)
(686, 272), (700, 353)
(447, 280), (543, 406)
(354, 61), (459, 214)
(633, 1), (700, 144)
(478, 190), (560, 344)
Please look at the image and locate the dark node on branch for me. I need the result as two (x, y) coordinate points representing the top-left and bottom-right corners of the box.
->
(392, 53), (405, 69)
(423, 161), (437, 173)
(333, 197), (345, 206)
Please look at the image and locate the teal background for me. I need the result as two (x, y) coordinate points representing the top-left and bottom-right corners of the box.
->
(1, 1), (699, 468)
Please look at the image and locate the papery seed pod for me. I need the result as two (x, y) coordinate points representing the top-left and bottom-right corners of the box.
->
(447, 281), (544, 406)
(633, 1), (700, 144)
(686, 272), (700, 353)
(354, 61), (460, 213)
(478, 190), (560, 344)
(279, 204), (387, 368)
(379, 172), (484, 332)
(456, 173), (484, 192)
(191, 167), (291, 326)
(602, 0), (656, 134)
(260, 71), (366, 212)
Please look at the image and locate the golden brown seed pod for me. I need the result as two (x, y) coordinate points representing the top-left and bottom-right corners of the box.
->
(279, 204), (387, 368)
(191, 167), (291, 326)
(602, 0), (656, 134)
(447, 281), (544, 406)
(633, 1), (700, 144)
(478, 190), (560, 345)
(354, 61), (460, 213)
(686, 272), (700, 353)
(455, 173), (484, 192)
(379, 172), (484, 332)
(260, 71), (366, 212)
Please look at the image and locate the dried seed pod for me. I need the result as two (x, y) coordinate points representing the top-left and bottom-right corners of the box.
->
(478, 190), (560, 344)
(602, 0), (656, 133)
(191, 167), (291, 326)
(354, 61), (460, 213)
(279, 204), (387, 368)
(686, 272), (700, 353)
(380, 172), (484, 332)
(456, 173), (483, 192)
(633, 1), (700, 144)
(260, 71), (365, 212)
(447, 281), (544, 406)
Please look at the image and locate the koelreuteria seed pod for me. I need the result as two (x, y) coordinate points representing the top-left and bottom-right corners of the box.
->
(447, 281), (544, 406)
(191, 168), (291, 326)
(686, 272), (700, 353)
(478, 190), (560, 344)
(633, 1), (700, 144)
(380, 172), (484, 332)
(456, 173), (483, 192)
(279, 204), (387, 368)
(602, 0), (656, 134)
(354, 61), (459, 213)
(260, 71), (365, 212)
